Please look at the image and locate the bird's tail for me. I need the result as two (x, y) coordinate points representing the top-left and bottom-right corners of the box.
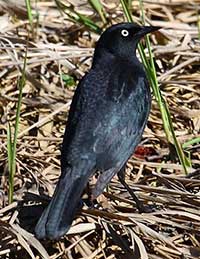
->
(35, 162), (93, 240)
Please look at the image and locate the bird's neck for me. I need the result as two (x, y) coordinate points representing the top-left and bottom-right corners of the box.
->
(92, 47), (142, 71)
(92, 47), (115, 69)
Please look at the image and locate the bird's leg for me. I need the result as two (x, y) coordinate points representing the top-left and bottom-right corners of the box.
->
(92, 168), (117, 200)
(117, 167), (148, 213)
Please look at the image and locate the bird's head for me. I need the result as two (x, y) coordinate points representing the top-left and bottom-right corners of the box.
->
(94, 23), (160, 62)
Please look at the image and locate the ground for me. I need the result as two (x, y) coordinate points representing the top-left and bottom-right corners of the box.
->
(0, 0), (200, 258)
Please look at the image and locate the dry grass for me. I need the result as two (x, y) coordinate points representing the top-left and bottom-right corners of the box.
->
(0, 0), (200, 258)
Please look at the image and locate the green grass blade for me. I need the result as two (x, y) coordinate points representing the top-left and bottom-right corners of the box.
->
(120, 0), (190, 174)
(7, 122), (13, 173)
(182, 137), (200, 149)
(120, 0), (132, 22)
(7, 122), (13, 204)
(25, 0), (33, 25)
(55, 0), (101, 33)
(25, 0), (34, 36)
(197, 11), (200, 40)
(75, 12), (102, 33)
(8, 48), (27, 203)
(163, 99), (191, 169)
(88, 0), (106, 24)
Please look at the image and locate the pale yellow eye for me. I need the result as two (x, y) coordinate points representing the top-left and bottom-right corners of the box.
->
(121, 29), (129, 37)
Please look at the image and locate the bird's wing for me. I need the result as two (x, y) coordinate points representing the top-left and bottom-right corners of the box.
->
(92, 68), (150, 171)
(61, 66), (150, 172)
(92, 71), (150, 197)
(61, 73), (93, 169)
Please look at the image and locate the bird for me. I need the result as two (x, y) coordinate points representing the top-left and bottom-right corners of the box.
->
(35, 22), (160, 240)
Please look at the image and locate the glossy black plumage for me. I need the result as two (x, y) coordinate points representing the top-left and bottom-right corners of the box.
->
(35, 23), (160, 240)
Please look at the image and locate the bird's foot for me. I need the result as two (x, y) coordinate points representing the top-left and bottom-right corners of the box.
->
(137, 204), (156, 213)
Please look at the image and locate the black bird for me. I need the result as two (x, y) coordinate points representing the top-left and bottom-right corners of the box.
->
(35, 22), (160, 240)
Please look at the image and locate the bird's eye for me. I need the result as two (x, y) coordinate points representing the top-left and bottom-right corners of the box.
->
(121, 29), (129, 37)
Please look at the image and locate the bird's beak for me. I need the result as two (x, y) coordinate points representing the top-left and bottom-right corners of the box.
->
(138, 25), (161, 37)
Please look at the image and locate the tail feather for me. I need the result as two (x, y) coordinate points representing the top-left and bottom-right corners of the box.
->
(35, 163), (93, 240)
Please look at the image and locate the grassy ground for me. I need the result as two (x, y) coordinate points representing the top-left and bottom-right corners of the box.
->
(0, 0), (200, 258)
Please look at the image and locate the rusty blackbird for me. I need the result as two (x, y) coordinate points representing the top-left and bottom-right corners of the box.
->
(35, 23), (160, 239)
